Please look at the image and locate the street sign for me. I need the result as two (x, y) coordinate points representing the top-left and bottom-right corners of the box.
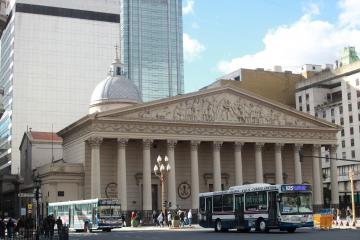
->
(18, 193), (35, 198)
(28, 203), (32, 210)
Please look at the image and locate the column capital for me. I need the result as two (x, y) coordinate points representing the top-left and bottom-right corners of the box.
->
(213, 141), (223, 150)
(328, 144), (338, 152)
(143, 139), (153, 149)
(234, 142), (244, 151)
(190, 140), (201, 151)
(313, 144), (321, 152)
(117, 138), (128, 148)
(167, 139), (178, 149)
(275, 143), (285, 150)
(255, 142), (265, 151)
(87, 136), (103, 147)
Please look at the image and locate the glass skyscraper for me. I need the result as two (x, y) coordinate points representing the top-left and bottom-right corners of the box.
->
(120, 0), (184, 102)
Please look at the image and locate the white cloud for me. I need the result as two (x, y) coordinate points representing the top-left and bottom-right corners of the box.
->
(217, 1), (360, 74)
(183, 0), (195, 15)
(183, 33), (205, 62)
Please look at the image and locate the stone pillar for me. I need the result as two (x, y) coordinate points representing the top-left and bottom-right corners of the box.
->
(190, 141), (200, 209)
(142, 139), (153, 210)
(88, 137), (103, 199)
(312, 144), (322, 206)
(255, 143), (264, 183)
(329, 144), (339, 206)
(275, 143), (284, 184)
(167, 140), (177, 209)
(213, 141), (223, 191)
(294, 144), (303, 184)
(234, 142), (244, 186)
(117, 138), (128, 210)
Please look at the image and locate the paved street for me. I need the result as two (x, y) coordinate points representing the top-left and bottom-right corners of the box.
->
(69, 227), (359, 240)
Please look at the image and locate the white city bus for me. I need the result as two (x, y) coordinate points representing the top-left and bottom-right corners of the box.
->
(48, 198), (122, 232)
(199, 183), (313, 233)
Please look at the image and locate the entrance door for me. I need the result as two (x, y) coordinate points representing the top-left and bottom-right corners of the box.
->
(235, 194), (245, 228)
(268, 192), (278, 226)
(152, 184), (158, 210)
(205, 197), (213, 227)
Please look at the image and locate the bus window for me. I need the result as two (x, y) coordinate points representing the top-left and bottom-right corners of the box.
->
(213, 195), (222, 212)
(199, 197), (205, 212)
(245, 191), (268, 211)
(222, 194), (234, 211)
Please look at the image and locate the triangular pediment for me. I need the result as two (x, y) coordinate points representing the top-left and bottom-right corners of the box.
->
(98, 86), (338, 129)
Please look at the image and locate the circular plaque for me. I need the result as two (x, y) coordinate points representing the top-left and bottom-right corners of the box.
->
(177, 182), (191, 199)
(105, 182), (117, 198)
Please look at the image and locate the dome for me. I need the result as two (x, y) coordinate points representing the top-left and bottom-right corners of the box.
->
(89, 57), (142, 113)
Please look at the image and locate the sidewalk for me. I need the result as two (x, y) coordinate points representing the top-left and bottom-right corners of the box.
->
(114, 224), (205, 232)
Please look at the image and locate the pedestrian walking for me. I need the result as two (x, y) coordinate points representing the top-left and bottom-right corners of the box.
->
(336, 208), (341, 222)
(56, 217), (63, 235)
(0, 218), (5, 240)
(49, 215), (56, 240)
(346, 206), (352, 223)
(43, 217), (50, 239)
(6, 218), (15, 239)
(152, 210), (158, 226)
(167, 211), (172, 227)
(187, 210), (192, 226)
(179, 210), (185, 228)
(157, 211), (164, 227)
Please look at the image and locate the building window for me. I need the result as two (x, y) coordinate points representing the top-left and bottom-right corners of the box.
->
(358, 102), (360, 110)
(339, 106), (343, 114)
(327, 93), (331, 101)
(348, 92), (352, 100)
(58, 191), (65, 197)
(315, 112), (318, 117)
(331, 108), (334, 116)
(298, 96), (302, 103)
(357, 91), (360, 98)
(342, 140), (346, 148)
(299, 106), (303, 111)
(349, 103), (352, 112)
(340, 117), (344, 125)
(352, 150), (356, 158)
(350, 127), (354, 135)
(342, 152), (346, 159)
(332, 119), (335, 123)
(306, 104), (310, 112)
(350, 115), (353, 123)
(351, 139), (355, 146)
(356, 78), (359, 86)
(341, 129), (345, 136)
(322, 111), (326, 118)
(306, 94), (309, 100)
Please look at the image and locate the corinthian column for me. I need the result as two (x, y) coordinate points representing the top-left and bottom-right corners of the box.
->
(312, 144), (322, 205)
(275, 143), (284, 184)
(167, 140), (177, 209)
(213, 141), (223, 191)
(88, 137), (103, 199)
(293, 144), (303, 184)
(117, 138), (128, 210)
(255, 143), (264, 183)
(142, 139), (153, 210)
(234, 142), (244, 186)
(329, 144), (339, 206)
(190, 141), (200, 209)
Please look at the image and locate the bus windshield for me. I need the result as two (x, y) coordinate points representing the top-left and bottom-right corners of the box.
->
(99, 205), (121, 218)
(280, 192), (312, 214)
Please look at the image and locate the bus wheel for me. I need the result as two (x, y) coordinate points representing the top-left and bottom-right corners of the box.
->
(256, 219), (269, 233)
(215, 220), (222, 232)
(287, 228), (296, 233)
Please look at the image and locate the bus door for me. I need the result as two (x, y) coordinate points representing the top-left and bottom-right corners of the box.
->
(205, 197), (213, 227)
(235, 194), (245, 228)
(268, 191), (278, 226)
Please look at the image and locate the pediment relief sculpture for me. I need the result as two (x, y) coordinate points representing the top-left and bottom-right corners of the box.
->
(120, 93), (317, 128)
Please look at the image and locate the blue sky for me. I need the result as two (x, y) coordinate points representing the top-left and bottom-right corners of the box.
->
(182, 0), (360, 92)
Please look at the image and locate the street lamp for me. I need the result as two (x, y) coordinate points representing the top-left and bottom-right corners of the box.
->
(349, 169), (356, 226)
(33, 175), (42, 240)
(153, 155), (171, 214)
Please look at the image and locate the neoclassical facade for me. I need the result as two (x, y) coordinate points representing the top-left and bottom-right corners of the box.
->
(58, 82), (340, 213)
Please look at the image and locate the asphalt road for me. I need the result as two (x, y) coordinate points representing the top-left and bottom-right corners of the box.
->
(69, 228), (359, 240)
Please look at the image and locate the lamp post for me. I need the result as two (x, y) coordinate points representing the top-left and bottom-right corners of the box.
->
(349, 169), (356, 226)
(153, 155), (171, 214)
(33, 175), (41, 240)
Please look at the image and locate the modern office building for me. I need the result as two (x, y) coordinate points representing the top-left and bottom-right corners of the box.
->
(0, 0), (120, 177)
(120, 0), (184, 102)
(295, 47), (360, 206)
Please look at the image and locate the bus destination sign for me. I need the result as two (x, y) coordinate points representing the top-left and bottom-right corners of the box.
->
(281, 185), (311, 192)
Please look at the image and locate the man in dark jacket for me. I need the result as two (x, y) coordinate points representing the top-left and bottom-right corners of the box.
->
(0, 218), (5, 239)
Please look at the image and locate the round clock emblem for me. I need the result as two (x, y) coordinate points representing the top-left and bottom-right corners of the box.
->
(105, 182), (117, 198)
(177, 182), (191, 199)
